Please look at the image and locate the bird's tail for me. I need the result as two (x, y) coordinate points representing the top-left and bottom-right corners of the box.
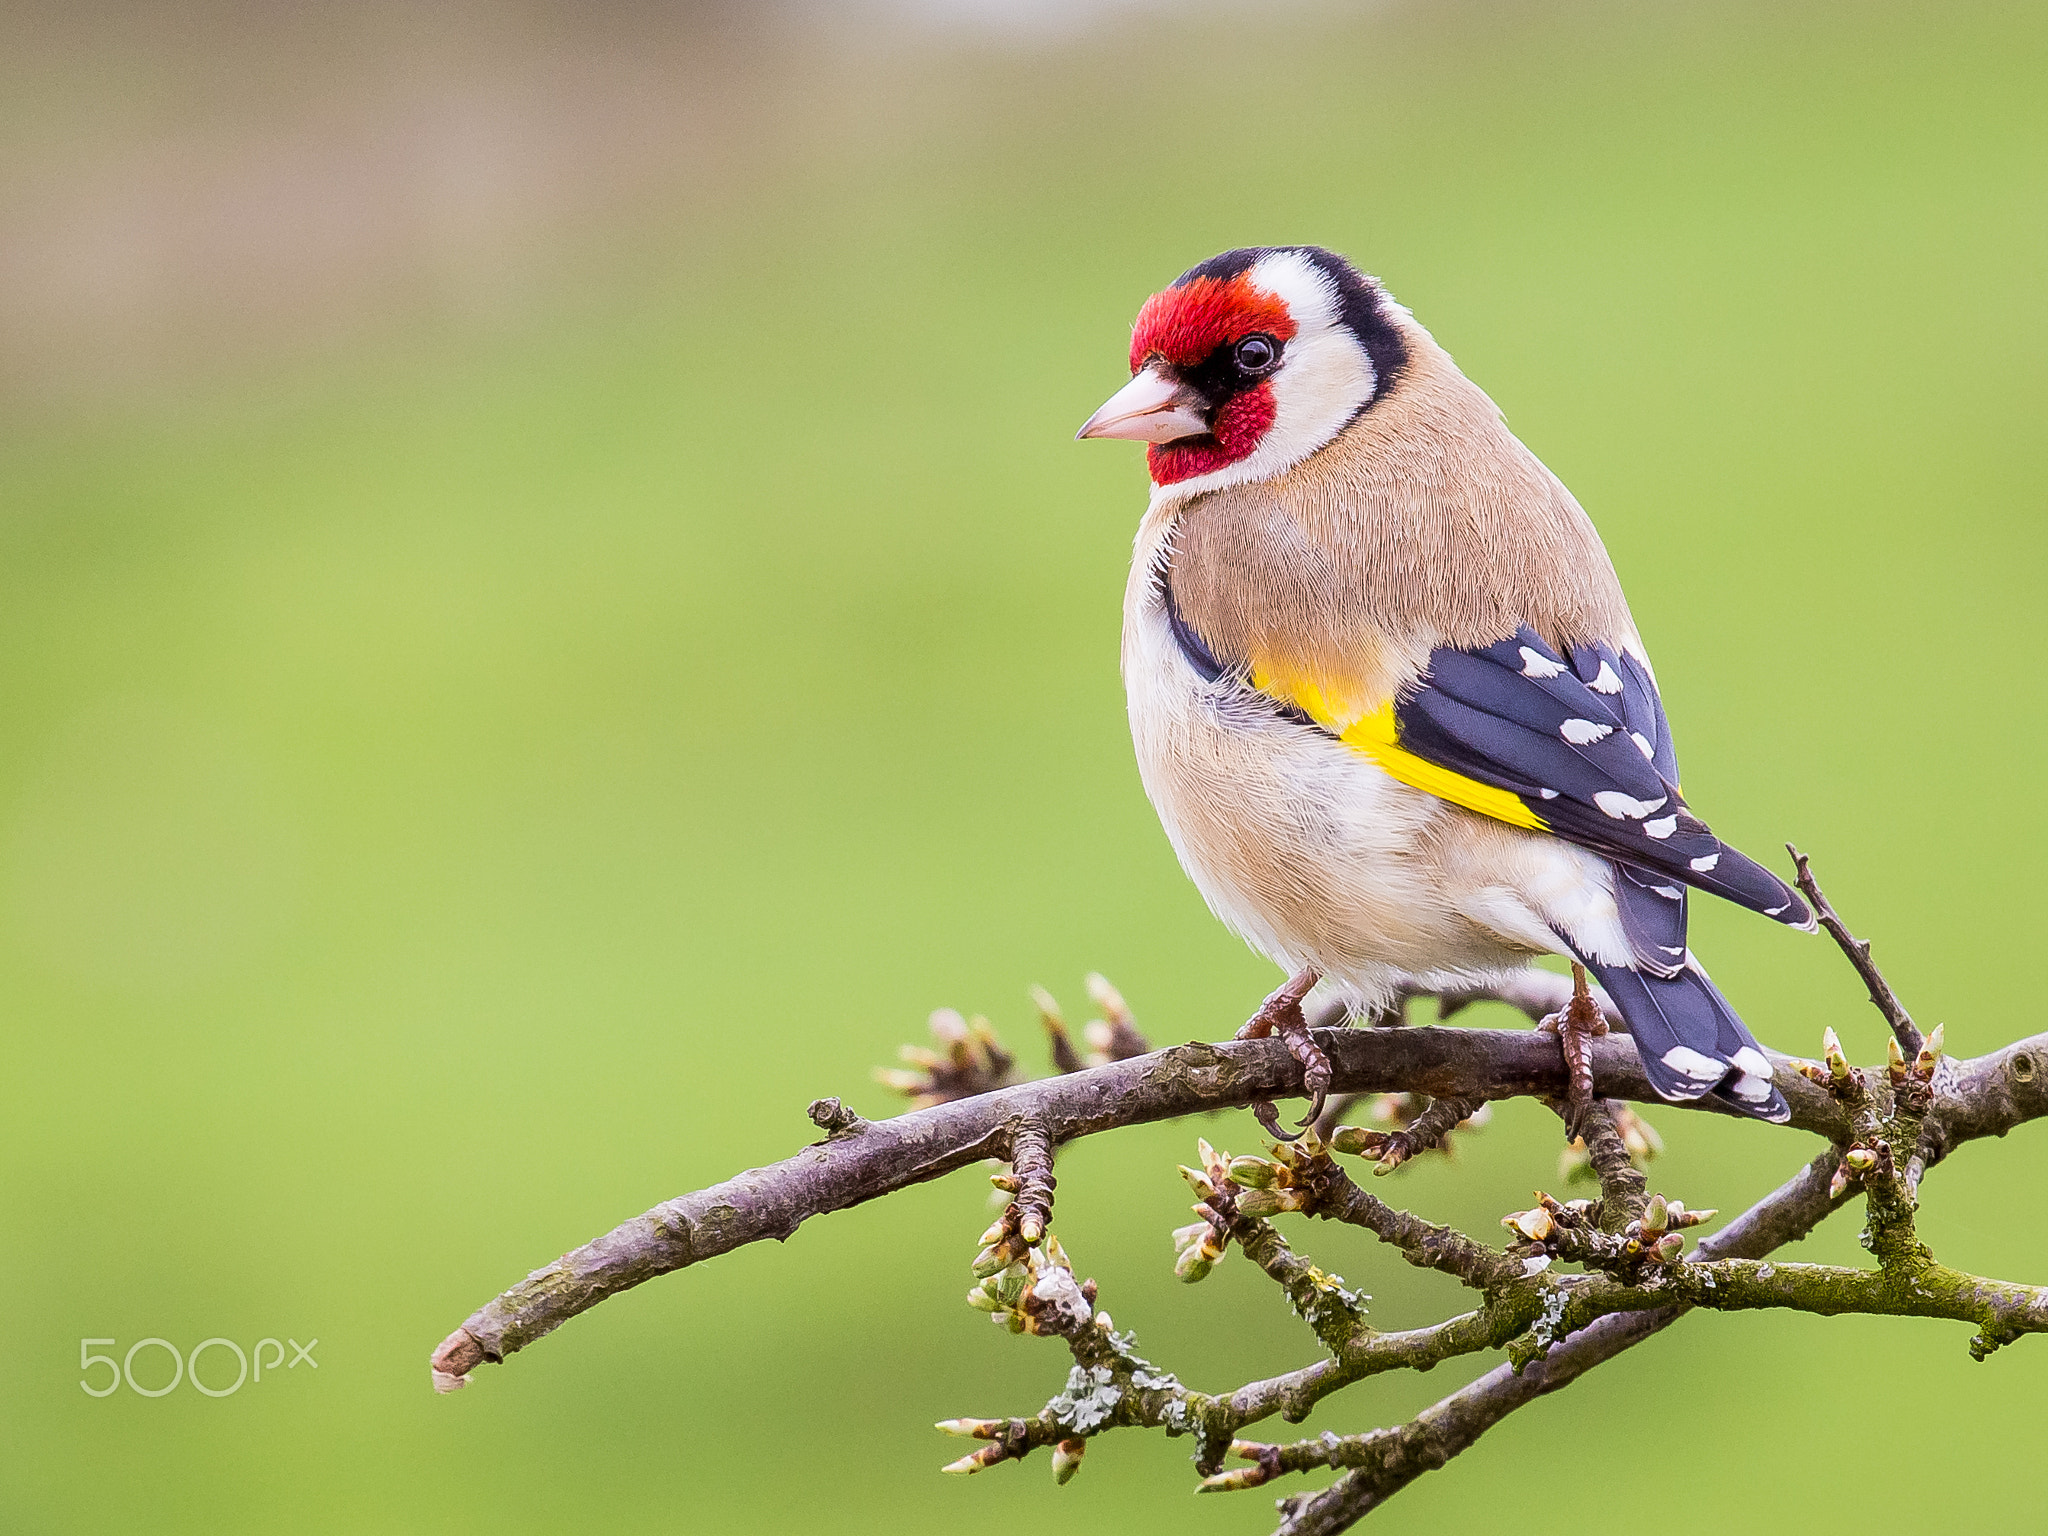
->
(1578, 956), (1790, 1124)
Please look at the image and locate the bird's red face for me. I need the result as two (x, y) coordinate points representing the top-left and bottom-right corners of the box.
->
(1078, 247), (1407, 496)
(1119, 274), (1299, 485)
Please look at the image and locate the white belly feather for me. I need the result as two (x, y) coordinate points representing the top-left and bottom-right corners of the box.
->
(1121, 530), (1634, 1011)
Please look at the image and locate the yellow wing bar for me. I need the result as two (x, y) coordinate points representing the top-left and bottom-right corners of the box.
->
(1251, 669), (1547, 833)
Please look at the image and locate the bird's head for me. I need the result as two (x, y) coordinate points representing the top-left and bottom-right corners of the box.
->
(1077, 246), (1409, 496)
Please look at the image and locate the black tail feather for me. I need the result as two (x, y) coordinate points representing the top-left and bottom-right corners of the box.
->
(1579, 956), (1790, 1124)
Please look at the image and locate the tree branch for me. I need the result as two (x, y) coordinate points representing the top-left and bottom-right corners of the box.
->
(1000, 1018), (2045, 1524)
(1263, 1046), (2048, 1535)
(960, 1111), (2048, 1503)
(1266, 1148), (1849, 1533)
(431, 995), (2048, 1386)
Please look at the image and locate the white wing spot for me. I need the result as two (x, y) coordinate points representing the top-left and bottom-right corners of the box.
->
(1630, 731), (1656, 760)
(1589, 660), (1624, 694)
(1689, 853), (1721, 873)
(1662, 1045), (1724, 1082)
(1644, 815), (1678, 839)
(1537, 788), (1559, 799)
(1730, 1073), (1775, 1103)
(1652, 884), (1683, 900)
(1593, 790), (1667, 820)
(1561, 718), (1613, 745)
(1731, 1047), (1773, 1079)
(1519, 646), (1566, 679)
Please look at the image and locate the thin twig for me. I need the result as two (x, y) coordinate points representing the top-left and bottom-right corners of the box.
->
(1789, 845), (1924, 1056)
(1009, 1118), (1056, 1245)
(1332, 1094), (1485, 1175)
(1575, 1099), (1649, 1232)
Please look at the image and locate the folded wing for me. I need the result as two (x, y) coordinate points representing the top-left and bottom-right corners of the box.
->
(1383, 626), (1813, 930)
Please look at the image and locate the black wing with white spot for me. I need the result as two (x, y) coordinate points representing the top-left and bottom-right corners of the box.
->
(1393, 626), (1813, 929)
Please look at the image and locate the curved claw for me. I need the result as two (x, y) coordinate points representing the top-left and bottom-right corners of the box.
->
(1295, 1088), (1328, 1131)
(1251, 1099), (1289, 1141)
(1241, 967), (1327, 1142)
(1287, 1033), (1333, 1132)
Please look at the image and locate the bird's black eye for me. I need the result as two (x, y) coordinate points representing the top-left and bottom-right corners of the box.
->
(1233, 334), (1279, 373)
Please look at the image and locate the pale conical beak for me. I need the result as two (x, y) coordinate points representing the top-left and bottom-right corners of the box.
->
(1075, 366), (1212, 443)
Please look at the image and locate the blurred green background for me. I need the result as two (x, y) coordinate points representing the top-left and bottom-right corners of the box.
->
(2, 1), (2043, 1530)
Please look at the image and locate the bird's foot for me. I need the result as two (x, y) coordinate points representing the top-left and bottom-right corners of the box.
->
(1538, 963), (1607, 1139)
(1236, 968), (1326, 1135)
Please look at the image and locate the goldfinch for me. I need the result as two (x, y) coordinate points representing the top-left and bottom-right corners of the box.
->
(1078, 246), (1812, 1126)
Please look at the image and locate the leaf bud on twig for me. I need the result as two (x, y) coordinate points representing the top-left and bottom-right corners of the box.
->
(1197, 1465), (1270, 1493)
(1641, 1194), (1669, 1234)
(1330, 1125), (1388, 1158)
(1616, 1104), (1663, 1162)
(940, 1443), (1010, 1475)
(1822, 1027), (1852, 1082)
(1235, 1189), (1285, 1219)
(1229, 1156), (1279, 1189)
(1178, 1165), (1216, 1200)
